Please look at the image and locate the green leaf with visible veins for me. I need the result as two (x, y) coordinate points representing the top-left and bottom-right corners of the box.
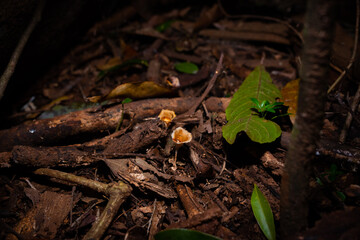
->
(222, 66), (282, 144)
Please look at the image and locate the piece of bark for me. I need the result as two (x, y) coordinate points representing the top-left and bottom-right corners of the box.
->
(131, 157), (193, 183)
(105, 158), (178, 198)
(10, 191), (73, 240)
(260, 151), (284, 176)
(11, 145), (94, 168)
(148, 201), (166, 240)
(103, 119), (167, 155)
(176, 184), (204, 218)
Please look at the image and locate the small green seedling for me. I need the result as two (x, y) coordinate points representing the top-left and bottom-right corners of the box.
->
(121, 97), (132, 104)
(155, 20), (175, 32)
(250, 98), (285, 119)
(316, 164), (346, 201)
(316, 164), (343, 184)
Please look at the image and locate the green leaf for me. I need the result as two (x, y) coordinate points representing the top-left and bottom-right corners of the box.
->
(336, 191), (346, 201)
(222, 66), (282, 144)
(251, 184), (276, 240)
(174, 62), (199, 74)
(154, 229), (222, 240)
(250, 98), (260, 108)
(121, 98), (132, 104)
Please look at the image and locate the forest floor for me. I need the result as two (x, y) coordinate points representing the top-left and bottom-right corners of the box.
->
(1, 2), (360, 240)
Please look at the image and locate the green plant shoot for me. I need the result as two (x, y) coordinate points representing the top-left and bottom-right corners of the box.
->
(250, 98), (285, 119)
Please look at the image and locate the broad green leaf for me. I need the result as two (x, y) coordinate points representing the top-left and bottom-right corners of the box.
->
(154, 229), (222, 240)
(222, 66), (282, 144)
(251, 184), (276, 240)
(174, 62), (199, 74)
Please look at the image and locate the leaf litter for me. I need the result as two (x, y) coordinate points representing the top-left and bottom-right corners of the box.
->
(1, 2), (360, 240)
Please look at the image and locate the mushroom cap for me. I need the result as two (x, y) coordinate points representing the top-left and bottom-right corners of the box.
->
(158, 109), (176, 125)
(171, 127), (192, 144)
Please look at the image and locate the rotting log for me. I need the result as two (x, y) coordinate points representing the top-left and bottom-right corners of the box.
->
(0, 97), (230, 152)
(8, 119), (168, 168)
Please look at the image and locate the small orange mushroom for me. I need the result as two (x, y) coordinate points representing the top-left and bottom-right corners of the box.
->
(158, 109), (176, 125)
(171, 127), (192, 144)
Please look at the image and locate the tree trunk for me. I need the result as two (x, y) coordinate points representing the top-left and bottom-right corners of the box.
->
(280, 0), (336, 238)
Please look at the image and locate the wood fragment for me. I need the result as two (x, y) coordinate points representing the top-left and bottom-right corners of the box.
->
(105, 158), (178, 198)
(176, 184), (204, 218)
(260, 151), (284, 176)
(10, 191), (72, 240)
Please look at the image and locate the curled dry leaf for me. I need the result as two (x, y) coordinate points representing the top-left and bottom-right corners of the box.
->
(171, 127), (192, 144)
(281, 78), (299, 124)
(105, 81), (172, 100)
(158, 109), (176, 125)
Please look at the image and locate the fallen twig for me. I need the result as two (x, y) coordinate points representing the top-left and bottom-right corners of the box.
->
(327, 0), (359, 94)
(0, 0), (46, 101)
(183, 53), (224, 116)
(34, 168), (132, 240)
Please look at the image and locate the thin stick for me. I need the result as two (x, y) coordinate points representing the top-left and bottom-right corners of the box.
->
(184, 53), (224, 116)
(328, 0), (359, 94)
(34, 168), (132, 240)
(0, 0), (46, 101)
